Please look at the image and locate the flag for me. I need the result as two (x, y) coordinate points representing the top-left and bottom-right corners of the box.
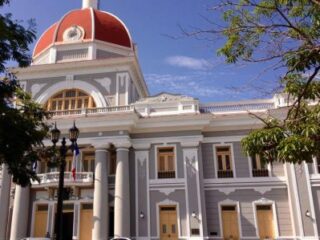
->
(72, 144), (80, 181)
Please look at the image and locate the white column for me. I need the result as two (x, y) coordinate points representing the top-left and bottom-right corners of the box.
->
(114, 143), (131, 238)
(10, 185), (30, 240)
(92, 146), (109, 240)
(0, 165), (11, 239)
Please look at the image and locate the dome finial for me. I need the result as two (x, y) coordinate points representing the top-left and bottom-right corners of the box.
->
(82, 0), (99, 9)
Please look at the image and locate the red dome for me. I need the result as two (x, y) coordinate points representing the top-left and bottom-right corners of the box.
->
(33, 8), (132, 57)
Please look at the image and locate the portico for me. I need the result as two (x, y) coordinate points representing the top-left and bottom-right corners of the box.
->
(8, 140), (133, 240)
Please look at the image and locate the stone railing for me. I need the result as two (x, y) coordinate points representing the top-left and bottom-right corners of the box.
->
(135, 101), (199, 117)
(200, 100), (275, 114)
(31, 172), (94, 187)
(50, 105), (135, 118)
(48, 99), (276, 118)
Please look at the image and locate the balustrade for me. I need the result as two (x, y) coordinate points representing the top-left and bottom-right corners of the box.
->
(31, 172), (93, 186)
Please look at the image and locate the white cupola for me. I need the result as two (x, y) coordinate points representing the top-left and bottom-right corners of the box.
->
(82, 0), (99, 9)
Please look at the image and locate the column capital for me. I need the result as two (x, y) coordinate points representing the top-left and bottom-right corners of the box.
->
(113, 140), (131, 149)
(92, 142), (110, 150)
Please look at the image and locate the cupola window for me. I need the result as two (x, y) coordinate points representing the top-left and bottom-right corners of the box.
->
(45, 89), (96, 111)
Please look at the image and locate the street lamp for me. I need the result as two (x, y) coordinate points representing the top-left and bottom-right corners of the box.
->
(50, 121), (79, 240)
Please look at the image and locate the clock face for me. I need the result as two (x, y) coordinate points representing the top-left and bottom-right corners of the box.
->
(63, 26), (84, 41)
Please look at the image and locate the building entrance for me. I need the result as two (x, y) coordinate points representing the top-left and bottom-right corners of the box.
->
(62, 212), (74, 240)
(80, 203), (93, 240)
(256, 205), (275, 240)
(54, 204), (74, 240)
(221, 206), (239, 240)
(33, 204), (48, 237)
(159, 206), (178, 240)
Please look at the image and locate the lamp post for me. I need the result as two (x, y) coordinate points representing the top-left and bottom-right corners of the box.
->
(50, 121), (79, 240)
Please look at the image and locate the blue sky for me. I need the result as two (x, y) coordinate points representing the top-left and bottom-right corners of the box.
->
(1, 0), (284, 103)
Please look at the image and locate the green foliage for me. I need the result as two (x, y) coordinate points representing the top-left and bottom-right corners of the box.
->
(0, 76), (51, 186)
(0, 2), (36, 71)
(213, 0), (320, 163)
(0, 1), (51, 186)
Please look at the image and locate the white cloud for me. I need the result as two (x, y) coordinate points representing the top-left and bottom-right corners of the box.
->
(165, 56), (213, 70)
(145, 73), (236, 98)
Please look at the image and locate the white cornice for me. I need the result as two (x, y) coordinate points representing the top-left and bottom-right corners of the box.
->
(203, 177), (287, 187)
(47, 111), (263, 134)
(132, 135), (203, 146)
(203, 136), (246, 143)
(15, 57), (136, 77)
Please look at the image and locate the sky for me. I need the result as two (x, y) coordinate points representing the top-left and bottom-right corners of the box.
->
(1, 0), (285, 103)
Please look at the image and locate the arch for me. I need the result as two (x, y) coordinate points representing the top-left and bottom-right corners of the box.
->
(45, 89), (95, 111)
(36, 80), (107, 108)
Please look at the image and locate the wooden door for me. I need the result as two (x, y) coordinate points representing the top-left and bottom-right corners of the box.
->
(257, 205), (275, 240)
(80, 203), (93, 240)
(34, 205), (48, 237)
(221, 206), (239, 240)
(160, 206), (178, 240)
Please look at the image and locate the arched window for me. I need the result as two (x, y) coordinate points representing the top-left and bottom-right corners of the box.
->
(45, 89), (96, 111)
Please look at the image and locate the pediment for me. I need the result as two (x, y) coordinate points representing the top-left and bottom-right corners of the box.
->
(136, 92), (196, 104)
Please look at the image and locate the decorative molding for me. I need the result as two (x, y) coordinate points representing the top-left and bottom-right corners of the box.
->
(31, 83), (46, 97)
(204, 177), (287, 187)
(203, 135), (246, 143)
(36, 80), (107, 107)
(66, 74), (74, 81)
(63, 25), (85, 42)
(136, 92), (196, 104)
(135, 151), (148, 167)
(218, 188), (236, 195)
(66, 75), (74, 89)
(132, 135), (203, 147)
(254, 187), (272, 194)
(117, 72), (129, 88)
(159, 188), (176, 196)
(184, 149), (197, 177)
(18, 81), (27, 91)
(95, 77), (112, 93)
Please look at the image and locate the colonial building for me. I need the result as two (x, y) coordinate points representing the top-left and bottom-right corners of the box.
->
(0, 0), (320, 239)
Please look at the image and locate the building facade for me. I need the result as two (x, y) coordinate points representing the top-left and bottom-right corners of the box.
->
(0, 0), (320, 239)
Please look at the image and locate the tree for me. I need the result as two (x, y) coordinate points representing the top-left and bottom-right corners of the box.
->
(190, 0), (320, 164)
(0, 0), (50, 186)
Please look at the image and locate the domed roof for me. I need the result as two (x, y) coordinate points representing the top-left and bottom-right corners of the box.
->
(33, 8), (133, 57)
